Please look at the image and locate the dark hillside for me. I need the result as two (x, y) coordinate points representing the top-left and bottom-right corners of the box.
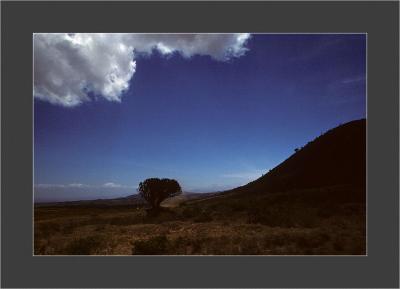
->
(34, 119), (366, 255)
(230, 119), (366, 195)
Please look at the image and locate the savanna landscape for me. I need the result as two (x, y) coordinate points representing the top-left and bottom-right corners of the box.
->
(34, 119), (366, 255)
(34, 33), (366, 255)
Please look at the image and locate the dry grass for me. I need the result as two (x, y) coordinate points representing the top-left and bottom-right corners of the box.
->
(34, 186), (366, 255)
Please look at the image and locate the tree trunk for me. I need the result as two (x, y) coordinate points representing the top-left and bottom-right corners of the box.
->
(151, 197), (161, 212)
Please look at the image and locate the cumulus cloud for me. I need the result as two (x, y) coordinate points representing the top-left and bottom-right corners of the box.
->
(34, 33), (251, 107)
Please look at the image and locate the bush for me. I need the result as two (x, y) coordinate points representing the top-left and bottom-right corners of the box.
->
(35, 222), (61, 238)
(247, 207), (296, 227)
(179, 206), (201, 219)
(246, 204), (319, 228)
(108, 214), (143, 226)
(193, 210), (213, 223)
(141, 208), (180, 224)
(228, 200), (247, 212)
(63, 235), (104, 255)
(132, 235), (169, 254)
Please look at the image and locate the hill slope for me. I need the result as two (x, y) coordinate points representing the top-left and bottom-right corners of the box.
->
(229, 119), (366, 195)
(34, 119), (367, 255)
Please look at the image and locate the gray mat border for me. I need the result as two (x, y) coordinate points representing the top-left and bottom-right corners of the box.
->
(1, 1), (399, 288)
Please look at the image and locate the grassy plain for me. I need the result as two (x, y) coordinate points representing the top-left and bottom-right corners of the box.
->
(34, 185), (365, 255)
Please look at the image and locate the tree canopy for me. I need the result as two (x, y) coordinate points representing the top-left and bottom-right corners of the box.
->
(138, 178), (182, 210)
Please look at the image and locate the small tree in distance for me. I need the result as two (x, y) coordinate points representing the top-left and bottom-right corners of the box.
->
(138, 178), (182, 211)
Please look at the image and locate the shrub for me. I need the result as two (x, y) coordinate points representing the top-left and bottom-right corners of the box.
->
(179, 206), (201, 219)
(228, 201), (246, 212)
(63, 235), (104, 255)
(132, 235), (168, 255)
(193, 210), (213, 223)
(247, 207), (296, 227)
(35, 222), (61, 238)
(333, 237), (345, 252)
(108, 214), (143, 226)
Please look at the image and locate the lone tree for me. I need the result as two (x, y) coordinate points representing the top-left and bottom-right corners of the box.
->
(138, 178), (182, 211)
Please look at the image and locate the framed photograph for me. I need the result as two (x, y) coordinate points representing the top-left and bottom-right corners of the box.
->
(2, 1), (399, 288)
(33, 32), (367, 257)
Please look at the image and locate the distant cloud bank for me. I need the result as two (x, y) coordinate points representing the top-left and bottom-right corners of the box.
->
(34, 33), (251, 107)
(34, 182), (135, 202)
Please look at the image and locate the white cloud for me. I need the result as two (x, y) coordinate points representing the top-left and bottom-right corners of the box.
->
(68, 183), (86, 188)
(35, 182), (130, 189)
(35, 183), (66, 188)
(341, 75), (365, 84)
(34, 182), (135, 202)
(102, 182), (128, 188)
(34, 33), (251, 107)
(222, 169), (265, 182)
(187, 183), (238, 193)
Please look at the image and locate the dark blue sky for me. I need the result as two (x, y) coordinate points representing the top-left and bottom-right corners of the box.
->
(34, 34), (366, 201)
